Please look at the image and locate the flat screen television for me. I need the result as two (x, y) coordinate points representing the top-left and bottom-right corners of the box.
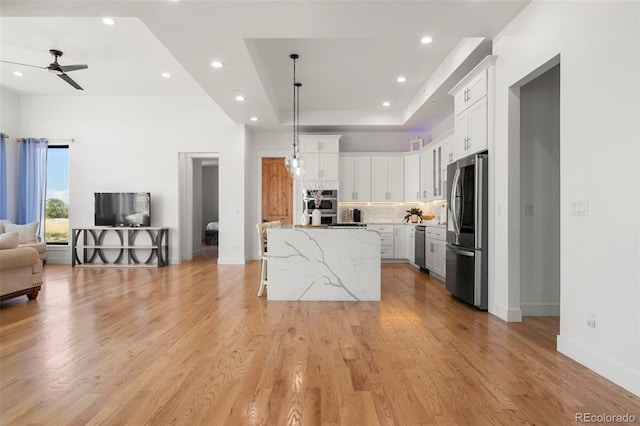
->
(94, 192), (151, 227)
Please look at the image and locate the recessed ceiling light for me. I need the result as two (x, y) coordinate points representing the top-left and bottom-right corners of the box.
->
(211, 60), (224, 69)
(382, 101), (391, 107)
(421, 36), (433, 44)
(250, 117), (258, 122)
(102, 17), (115, 25)
(235, 95), (245, 101)
(161, 72), (171, 78)
(397, 76), (407, 83)
(13, 71), (23, 77)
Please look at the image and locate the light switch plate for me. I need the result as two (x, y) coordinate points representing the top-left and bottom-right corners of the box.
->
(571, 200), (588, 216)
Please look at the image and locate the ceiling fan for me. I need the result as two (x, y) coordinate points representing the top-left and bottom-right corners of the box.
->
(0, 49), (88, 90)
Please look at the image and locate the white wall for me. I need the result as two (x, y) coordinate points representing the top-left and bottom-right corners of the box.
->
(0, 88), (21, 222)
(17, 95), (244, 264)
(520, 64), (560, 316)
(492, 1), (640, 395)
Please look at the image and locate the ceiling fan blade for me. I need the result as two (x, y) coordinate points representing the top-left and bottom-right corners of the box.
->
(58, 73), (84, 90)
(0, 60), (46, 69)
(59, 64), (88, 73)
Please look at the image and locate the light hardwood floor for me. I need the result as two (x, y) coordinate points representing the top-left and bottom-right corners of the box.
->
(1, 255), (639, 425)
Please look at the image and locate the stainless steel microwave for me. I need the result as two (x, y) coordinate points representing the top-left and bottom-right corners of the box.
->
(302, 189), (338, 213)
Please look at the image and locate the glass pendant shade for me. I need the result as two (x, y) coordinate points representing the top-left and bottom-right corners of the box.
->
(291, 155), (305, 179)
(284, 150), (294, 173)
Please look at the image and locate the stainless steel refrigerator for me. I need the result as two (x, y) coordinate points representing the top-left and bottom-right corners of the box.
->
(446, 152), (488, 310)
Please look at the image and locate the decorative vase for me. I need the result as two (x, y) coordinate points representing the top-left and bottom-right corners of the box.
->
(311, 209), (321, 226)
(301, 209), (309, 225)
(411, 214), (419, 223)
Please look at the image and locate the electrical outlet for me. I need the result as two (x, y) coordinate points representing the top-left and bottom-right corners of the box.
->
(587, 311), (598, 329)
(571, 200), (589, 216)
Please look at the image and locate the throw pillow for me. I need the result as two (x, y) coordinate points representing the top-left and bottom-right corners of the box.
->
(0, 219), (11, 234)
(0, 231), (19, 250)
(4, 222), (39, 244)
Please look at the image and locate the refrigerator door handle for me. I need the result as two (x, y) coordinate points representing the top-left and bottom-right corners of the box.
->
(475, 154), (484, 249)
(446, 244), (474, 257)
(450, 168), (461, 239)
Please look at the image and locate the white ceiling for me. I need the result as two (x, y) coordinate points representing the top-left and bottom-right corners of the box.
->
(0, 0), (531, 133)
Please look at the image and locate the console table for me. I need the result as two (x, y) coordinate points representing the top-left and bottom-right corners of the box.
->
(71, 227), (169, 268)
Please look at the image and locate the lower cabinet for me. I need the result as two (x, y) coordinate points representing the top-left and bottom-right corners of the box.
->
(425, 225), (446, 279)
(394, 224), (412, 260)
(369, 225), (395, 259)
(369, 224), (417, 262)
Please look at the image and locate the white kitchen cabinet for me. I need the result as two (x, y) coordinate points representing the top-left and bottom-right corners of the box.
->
(449, 55), (495, 161)
(419, 149), (430, 201)
(299, 135), (340, 154)
(442, 131), (454, 166)
(303, 153), (339, 182)
(371, 156), (404, 202)
(369, 225), (394, 259)
(300, 135), (340, 183)
(339, 155), (371, 202)
(453, 97), (488, 161)
(394, 225), (409, 260)
(425, 225), (446, 279)
(420, 131), (451, 202)
(453, 70), (488, 113)
(404, 153), (420, 202)
(440, 132), (453, 200)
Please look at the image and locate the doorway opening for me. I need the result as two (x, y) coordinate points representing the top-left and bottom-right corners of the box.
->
(178, 152), (219, 262)
(513, 59), (561, 319)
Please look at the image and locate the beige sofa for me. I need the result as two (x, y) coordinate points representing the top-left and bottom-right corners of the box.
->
(0, 221), (46, 262)
(0, 246), (43, 301)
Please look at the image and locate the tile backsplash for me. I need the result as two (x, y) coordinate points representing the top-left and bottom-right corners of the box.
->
(338, 202), (447, 224)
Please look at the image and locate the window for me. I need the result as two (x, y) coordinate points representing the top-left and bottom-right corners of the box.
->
(45, 145), (69, 244)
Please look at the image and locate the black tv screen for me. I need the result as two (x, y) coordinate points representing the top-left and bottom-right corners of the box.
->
(95, 192), (151, 227)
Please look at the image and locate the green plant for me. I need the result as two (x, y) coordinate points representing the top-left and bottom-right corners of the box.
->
(403, 207), (423, 223)
(46, 198), (69, 218)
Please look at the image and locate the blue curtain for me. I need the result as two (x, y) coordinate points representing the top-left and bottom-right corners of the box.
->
(17, 138), (47, 239)
(0, 133), (6, 219)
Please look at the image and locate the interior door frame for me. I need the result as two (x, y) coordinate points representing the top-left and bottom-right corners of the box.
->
(256, 150), (297, 229)
(178, 152), (219, 261)
(505, 54), (561, 319)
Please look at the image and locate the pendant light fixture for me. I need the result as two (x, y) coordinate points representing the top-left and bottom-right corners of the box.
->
(284, 53), (305, 179)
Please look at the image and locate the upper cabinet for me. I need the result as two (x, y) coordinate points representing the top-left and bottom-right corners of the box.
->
(404, 153), (420, 202)
(449, 55), (496, 161)
(339, 155), (371, 202)
(371, 155), (404, 202)
(299, 135), (341, 182)
(418, 131), (452, 202)
(300, 135), (340, 154)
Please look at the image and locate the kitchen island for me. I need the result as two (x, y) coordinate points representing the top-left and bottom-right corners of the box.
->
(266, 226), (381, 301)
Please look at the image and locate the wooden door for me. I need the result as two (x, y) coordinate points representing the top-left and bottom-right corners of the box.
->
(262, 158), (293, 224)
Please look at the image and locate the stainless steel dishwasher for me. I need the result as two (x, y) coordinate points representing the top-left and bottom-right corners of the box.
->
(415, 225), (426, 269)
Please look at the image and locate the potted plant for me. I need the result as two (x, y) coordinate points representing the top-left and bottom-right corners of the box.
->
(404, 207), (423, 223)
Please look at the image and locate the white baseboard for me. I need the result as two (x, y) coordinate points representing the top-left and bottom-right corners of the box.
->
(217, 256), (247, 265)
(45, 246), (71, 264)
(521, 302), (560, 316)
(557, 335), (640, 397)
(492, 303), (523, 322)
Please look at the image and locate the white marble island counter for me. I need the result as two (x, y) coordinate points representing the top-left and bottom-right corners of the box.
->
(267, 227), (381, 301)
